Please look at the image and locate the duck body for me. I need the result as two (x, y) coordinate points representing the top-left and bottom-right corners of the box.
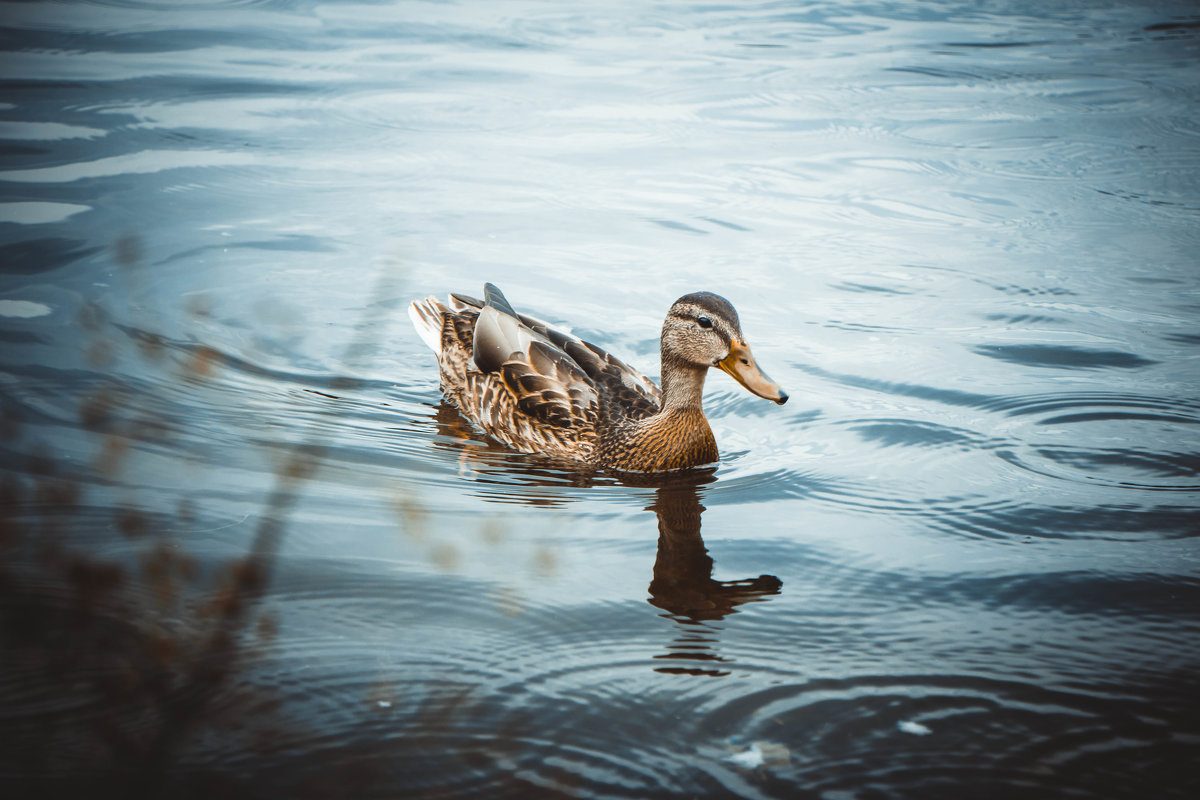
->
(409, 284), (786, 472)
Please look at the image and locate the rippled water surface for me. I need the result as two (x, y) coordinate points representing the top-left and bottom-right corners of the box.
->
(3, 1), (1199, 797)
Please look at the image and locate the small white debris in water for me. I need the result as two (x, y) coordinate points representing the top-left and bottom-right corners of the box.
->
(724, 740), (790, 770)
(376, 700), (392, 709)
(898, 720), (932, 736)
(727, 744), (764, 769)
(0, 300), (51, 319)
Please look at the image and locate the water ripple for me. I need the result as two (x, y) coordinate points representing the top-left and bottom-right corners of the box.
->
(3, 1), (1199, 796)
(975, 344), (1159, 370)
(188, 555), (1197, 798)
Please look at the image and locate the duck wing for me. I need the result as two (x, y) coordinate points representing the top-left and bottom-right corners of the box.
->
(462, 284), (662, 424)
(460, 284), (597, 430)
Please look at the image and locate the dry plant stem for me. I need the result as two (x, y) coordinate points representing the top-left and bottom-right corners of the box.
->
(136, 269), (402, 792)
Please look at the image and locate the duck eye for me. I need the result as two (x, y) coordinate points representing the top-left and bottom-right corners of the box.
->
(696, 316), (713, 330)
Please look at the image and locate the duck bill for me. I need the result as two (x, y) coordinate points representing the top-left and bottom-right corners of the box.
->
(717, 341), (788, 405)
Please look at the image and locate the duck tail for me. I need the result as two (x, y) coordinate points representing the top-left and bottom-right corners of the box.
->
(408, 296), (447, 353)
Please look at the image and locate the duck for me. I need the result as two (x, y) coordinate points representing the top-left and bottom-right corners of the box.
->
(409, 283), (787, 472)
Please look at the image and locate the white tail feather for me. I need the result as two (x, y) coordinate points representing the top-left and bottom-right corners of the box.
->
(408, 297), (446, 353)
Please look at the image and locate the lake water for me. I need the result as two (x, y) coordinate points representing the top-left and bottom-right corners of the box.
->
(2, 0), (1199, 797)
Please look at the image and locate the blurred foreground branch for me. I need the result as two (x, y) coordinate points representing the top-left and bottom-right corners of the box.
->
(0, 241), (404, 797)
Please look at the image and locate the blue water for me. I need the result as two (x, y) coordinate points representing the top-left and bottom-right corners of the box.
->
(2, 1), (1199, 797)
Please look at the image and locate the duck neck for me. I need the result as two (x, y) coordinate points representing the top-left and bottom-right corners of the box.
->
(594, 356), (715, 470)
(659, 356), (709, 413)
(594, 352), (718, 472)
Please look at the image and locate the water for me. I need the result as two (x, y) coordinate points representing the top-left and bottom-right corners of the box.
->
(2, 0), (1199, 796)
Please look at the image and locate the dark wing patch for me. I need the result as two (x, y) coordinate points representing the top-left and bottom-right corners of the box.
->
(449, 292), (483, 311)
(483, 282), (520, 318)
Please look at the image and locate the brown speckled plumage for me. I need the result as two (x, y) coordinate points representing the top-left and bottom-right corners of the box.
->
(409, 284), (787, 472)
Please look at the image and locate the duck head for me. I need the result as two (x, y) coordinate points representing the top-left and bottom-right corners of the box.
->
(661, 291), (788, 405)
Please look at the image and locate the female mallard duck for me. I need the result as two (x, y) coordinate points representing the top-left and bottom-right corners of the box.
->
(409, 284), (787, 472)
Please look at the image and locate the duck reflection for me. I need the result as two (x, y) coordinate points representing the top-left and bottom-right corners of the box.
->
(645, 473), (782, 676)
(426, 401), (783, 675)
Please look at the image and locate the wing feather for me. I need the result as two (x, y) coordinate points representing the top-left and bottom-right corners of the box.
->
(512, 312), (661, 418)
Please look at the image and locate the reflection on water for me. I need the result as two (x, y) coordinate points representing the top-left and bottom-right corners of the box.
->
(3, 0), (1200, 797)
(647, 475), (782, 676)
(433, 400), (786, 677)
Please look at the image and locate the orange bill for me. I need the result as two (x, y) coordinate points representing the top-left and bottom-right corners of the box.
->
(717, 341), (788, 405)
